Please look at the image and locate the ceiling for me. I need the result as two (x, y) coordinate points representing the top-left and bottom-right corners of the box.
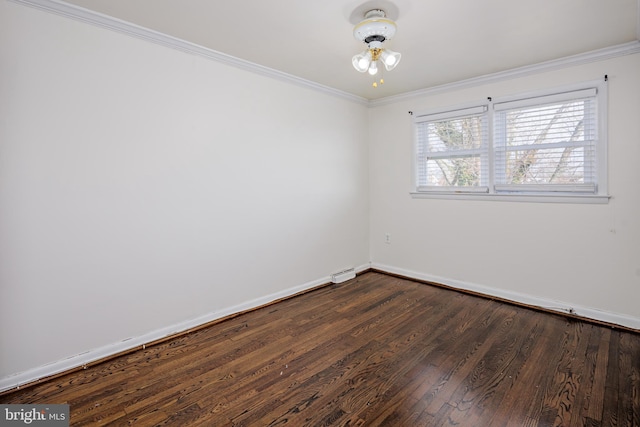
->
(59, 0), (639, 100)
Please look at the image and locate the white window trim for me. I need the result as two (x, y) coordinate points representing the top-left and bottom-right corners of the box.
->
(411, 79), (610, 204)
(413, 102), (490, 192)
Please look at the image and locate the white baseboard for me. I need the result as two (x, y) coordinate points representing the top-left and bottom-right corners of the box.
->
(371, 263), (640, 331)
(0, 263), (370, 393)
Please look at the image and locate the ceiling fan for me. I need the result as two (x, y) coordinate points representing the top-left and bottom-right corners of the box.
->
(351, 8), (401, 87)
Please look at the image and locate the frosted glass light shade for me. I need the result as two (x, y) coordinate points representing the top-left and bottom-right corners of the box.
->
(352, 50), (372, 73)
(381, 49), (401, 71)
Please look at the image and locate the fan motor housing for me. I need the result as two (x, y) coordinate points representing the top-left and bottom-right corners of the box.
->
(353, 9), (397, 43)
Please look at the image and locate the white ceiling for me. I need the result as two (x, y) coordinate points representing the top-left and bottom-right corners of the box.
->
(59, 0), (639, 100)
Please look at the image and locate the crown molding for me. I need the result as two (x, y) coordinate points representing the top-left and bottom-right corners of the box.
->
(8, 0), (369, 105)
(8, 0), (640, 108)
(370, 40), (640, 107)
(637, 0), (640, 41)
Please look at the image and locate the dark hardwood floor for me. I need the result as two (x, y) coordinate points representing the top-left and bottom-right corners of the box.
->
(2, 272), (639, 426)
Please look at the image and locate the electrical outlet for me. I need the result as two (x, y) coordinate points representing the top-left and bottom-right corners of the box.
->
(385, 233), (391, 244)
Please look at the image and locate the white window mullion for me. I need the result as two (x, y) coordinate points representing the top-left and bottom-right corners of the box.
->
(502, 140), (591, 152)
(426, 148), (485, 159)
(487, 98), (495, 193)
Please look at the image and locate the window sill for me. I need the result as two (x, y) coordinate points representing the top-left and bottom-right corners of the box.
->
(409, 191), (610, 204)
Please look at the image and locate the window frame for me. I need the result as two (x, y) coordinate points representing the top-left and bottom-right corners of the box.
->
(410, 80), (609, 204)
(414, 104), (490, 193)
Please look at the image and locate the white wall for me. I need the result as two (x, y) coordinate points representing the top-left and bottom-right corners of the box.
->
(369, 54), (640, 326)
(0, 2), (369, 382)
(1, 0), (638, 392)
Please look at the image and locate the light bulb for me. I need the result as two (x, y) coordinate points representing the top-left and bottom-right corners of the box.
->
(368, 61), (378, 76)
(384, 55), (396, 67)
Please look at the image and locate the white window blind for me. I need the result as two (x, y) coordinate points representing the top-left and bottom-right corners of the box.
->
(411, 80), (607, 202)
(493, 89), (598, 193)
(415, 106), (489, 193)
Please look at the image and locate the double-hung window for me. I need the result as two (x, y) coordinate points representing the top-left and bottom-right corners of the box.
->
(414, 105), (489, 193)
(412, 80), (608, 202)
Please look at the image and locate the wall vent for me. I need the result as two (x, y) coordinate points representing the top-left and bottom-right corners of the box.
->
(331, 268), (356, 284)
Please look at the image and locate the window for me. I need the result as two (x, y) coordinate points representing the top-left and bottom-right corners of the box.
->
(415, 105), (489, 193)
(412, 80), (608, 203)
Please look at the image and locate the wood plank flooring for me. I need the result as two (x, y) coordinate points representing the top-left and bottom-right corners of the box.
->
(2, 272), (639, 426)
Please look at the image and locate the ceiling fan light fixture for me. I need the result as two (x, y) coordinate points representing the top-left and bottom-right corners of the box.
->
(351, 8), (401, 86)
